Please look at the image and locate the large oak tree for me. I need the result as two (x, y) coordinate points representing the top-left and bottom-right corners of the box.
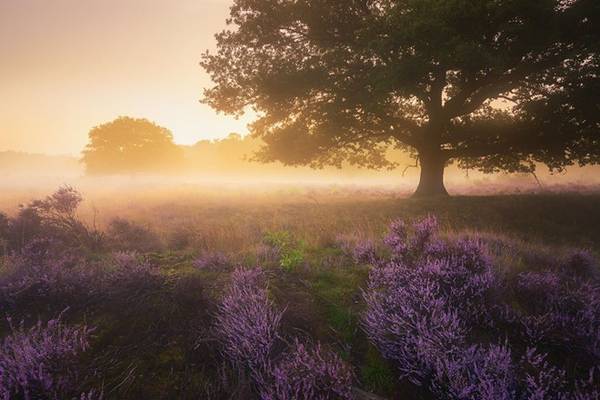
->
(202, 0), (599, 196)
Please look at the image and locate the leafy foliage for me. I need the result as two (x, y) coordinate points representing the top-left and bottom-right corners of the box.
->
(82, 116), (184, 175)
(202, 0), (600, 195)
(263, 231), (306, 271)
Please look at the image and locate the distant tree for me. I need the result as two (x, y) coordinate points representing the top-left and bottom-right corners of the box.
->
(82, 117), (184, 175)
(202, 0), (600, 196)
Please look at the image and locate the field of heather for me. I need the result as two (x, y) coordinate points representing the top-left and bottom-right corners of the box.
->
(0, 186), (599, 399)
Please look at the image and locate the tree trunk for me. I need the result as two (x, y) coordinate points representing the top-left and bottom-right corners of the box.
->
(413, 149), (448, 197)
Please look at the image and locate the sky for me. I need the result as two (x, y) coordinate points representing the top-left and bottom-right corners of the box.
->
(0, 0), (253, 155)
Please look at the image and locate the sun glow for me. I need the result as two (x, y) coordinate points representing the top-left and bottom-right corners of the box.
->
(0, 0), (250, 155)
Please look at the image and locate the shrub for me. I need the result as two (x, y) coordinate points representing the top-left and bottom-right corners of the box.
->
(0, 239), (96, 308)
(215, 267), (283, 371)
(336, 234), (377, 265)
(260, 340), (354, 400)
(263, 231), (305, 271)
(105, 217), (162, 253)
(0, 310), (94, 400)
(363, 260), (467, 384)
(363, 216), (600, 399)
(215, 267), (354, 399)
(105, 251), (161, 295)
(193, 251), (230, 271)
(514, 268), (600, 359)
(3, 186), (102, 254)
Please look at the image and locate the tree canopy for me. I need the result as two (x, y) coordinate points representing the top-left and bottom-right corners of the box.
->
(82, 116), (184, 175)
(202, 0), (600, 196)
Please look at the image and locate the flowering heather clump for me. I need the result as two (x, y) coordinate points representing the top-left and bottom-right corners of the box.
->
(383, 215), (447, 264)
(562, 249), (598, 278)
(215, 267), (283, 370)
(363, 216), (600, 399)
(363, 260), (467, 384)
(0, 311), (94, 400)
(521, 348), (600, 399)
(260, 340), (354, 400)
(336, 234), (377, 264)
(351, 240), (377, 265)
(424, 239), (498, 325)
(0, 240), (94, 307)
(2, 186), (103, 254)
(108, 251), (156, 281)
(432, 344), (516, 400)
(382, 219), (409, 259)
(193, 251), (230, 270)
(514, 268), (600, 357)
(216, 267), (354, 398)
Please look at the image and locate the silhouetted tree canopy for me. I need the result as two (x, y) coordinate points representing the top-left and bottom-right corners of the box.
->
(82, 117), (184, 175)
(202, 0), (600, 196)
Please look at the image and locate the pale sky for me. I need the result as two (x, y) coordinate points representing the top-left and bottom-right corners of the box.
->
(0, 0), (252, 155)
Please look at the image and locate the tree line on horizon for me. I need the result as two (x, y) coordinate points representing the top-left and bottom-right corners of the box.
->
(80, 116), (415, 177)
(76, 115), (600, 187)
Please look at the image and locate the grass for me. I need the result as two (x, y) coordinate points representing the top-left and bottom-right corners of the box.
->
(1, 189), (599, 398)
(90, 192), (600, 252)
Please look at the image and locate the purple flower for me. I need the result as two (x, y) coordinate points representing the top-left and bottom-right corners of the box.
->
(215, 267), (283, 371)
(363, 217), (600, 399)
(0, 310), (94, 400)
(260, 339), (354, 400)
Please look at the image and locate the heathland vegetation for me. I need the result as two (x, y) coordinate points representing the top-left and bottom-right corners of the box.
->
(1, 0), (599, 399)
(0, 186), (598, 399)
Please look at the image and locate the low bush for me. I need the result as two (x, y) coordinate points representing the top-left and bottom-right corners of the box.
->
(0, 186), (103, 255)
(215, 267), (354, 399)
(0, 310), (97, 400)
(193, 251), (230, 271)
(363, 216), (599, 399)
(260, 339), (354, 400)
(105, 218), (162, 253)
(215, 267), (282, 371)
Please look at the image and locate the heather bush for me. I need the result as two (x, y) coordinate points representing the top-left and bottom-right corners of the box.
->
(562, 249), (599, 279)
(363, 216), (600, 399)
(105, 217), (163, 253)
(336, 234), (377, 265)
(513, 267), (600, 359)
(0, 239), (97, 308)
(363, 260), (467, 384)
(432, 343), (516, 400)
(105, 251), (161, 294)
(2, 186), (103, 254)
(260, 340), (354, 400)
(215, 267), (283, 371)
(216, 267), (355, 399)
(0, 311), (95, 400)
(193, 251), (230, 270)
